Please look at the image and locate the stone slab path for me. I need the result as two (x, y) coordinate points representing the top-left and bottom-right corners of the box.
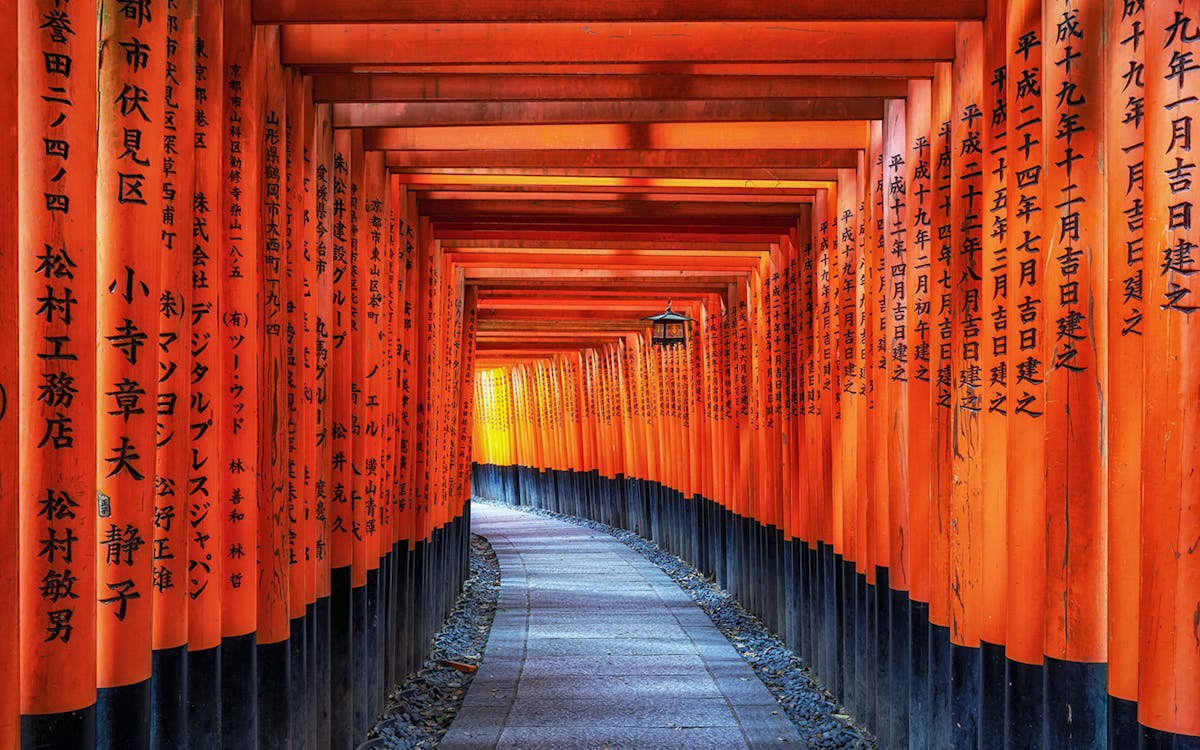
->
(439, 502), (806, 749)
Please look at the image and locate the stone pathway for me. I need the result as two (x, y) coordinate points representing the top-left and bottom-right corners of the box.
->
(439, 502), (806, 749)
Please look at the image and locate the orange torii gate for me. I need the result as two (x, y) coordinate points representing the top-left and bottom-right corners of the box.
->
(3, 1), (1200, 748)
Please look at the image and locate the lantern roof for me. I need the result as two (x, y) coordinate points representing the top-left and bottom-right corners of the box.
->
(642, 301), (695, 324)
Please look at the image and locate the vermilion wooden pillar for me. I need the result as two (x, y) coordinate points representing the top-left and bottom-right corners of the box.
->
(948, 21), (984, 749)
(1142, 1), (1200, 744)
(902, 86), (933, 693)
(0, 3), (17, 747)
(95, 2), (166, 746)
(979, 4), (1010, 748)
(359, 149), (388, 726)
(19, 2), (99, 744)
(1041, 2), (1107, 745)
(220, 0), (260, 742)
(1105, 1), (1145, 745)
(188, 3), (224, 746)
(926, 59), (955, 750)
(328, 126), (355, 750)
(882, 96), (910, 750)
(346, 128), (370, 741)
(151, 1), (197, 745)
(0, 0), (15, 744)
(1003, 1), (1048, 747)
(255, 25), (291, 750)
(311, 101), (334, 750)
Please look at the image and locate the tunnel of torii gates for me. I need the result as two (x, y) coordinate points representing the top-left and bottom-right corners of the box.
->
(1, 0), (1200, 749)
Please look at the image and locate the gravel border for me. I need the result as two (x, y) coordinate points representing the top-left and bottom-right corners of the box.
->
(361, 533), (501, 750)
(474, 498), (876, 750)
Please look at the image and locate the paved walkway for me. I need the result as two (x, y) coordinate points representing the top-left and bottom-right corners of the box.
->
(440, 502), (805, 749)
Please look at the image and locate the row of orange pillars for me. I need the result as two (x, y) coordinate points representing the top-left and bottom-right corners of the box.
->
(1, 2), (1198, 750)
(2, 1), (477, 748)
(471, 3), (1200, 750)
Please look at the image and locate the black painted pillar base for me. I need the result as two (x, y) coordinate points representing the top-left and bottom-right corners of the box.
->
(330, 566), (354, 750)
(220, 633), (256, 750)
(1043, 656), (1105, 750)
(186, 645), (220, 750)
(21, 706), (96, 750)
(889, 588), (910, 749)
(289, 615), (309, 750)
(98, 678), (151, 750)
(151, 644), (188, 750)
(1141, 725), (1200, 750)
(314, 596), (332, 750)
(979, 640), (1005, 750)
(256, 638), (290, 750)
(1004, 657), (1043, 750)
(949, 642), (980, 749)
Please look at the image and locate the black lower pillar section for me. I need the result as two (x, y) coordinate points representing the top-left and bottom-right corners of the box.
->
(927, 622), (952, 750)
(908, 601), (930, 750)
(950, 642), (980, 749)
(1004, 657), (1043, 750)
(871, 569), (889, 749)
(220, 633), (256, 750)
(289, 615), (308, 750)
(186, 645), (220, 750)
(21, 706), (96, 750)
(366, 567), (381, 726)
(889, 589), (910, 749)
(979, 640), (1006, 750)
(1109, 697), (1138, 750)
(1142, 726), (1200, 750)
(150, 645), (188, 750)
(330, 566), (354, 750)
(313, 596), (332, 750)
(256, 638), (290, 750)
(353, 578), (369, 743)
(1043, 656), (1106, 750)
(98, 678), (151, 750)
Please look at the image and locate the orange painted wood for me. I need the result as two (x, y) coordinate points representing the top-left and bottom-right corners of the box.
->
(385, 149), (861, 170)
(1141, 0), (1200, 736)
(220, 0), (260, 640)
(948, 20), (983, 649)
(1040, 0), (1105, 667)
(95, 0), (167, 689)
(832, 168), (856, 559)
(1104, 0), (1145, 706)
(927, 61), (953, 630)
(189, 0), (225, 652)
(366, 121), (870, 152)
(153, 0), (198, 653)
(285, 68), (312, 618)
(867, 118), (889, 576)
(255, 24), (290, 647)
(255, 0), (986, 23)
(361, 150), (389, 569)
(328, 128), (355, 570)
(0, 1), (17, 739)
(1003, 0), (1047, 668)
(334, 99), (886, 128)
(979, 0), (1009, 650)
(281, 21), (956, 66)
(312, 102), (333, 593)
(883, 97), (911, 592)
(313, 73), (911, 103)
(19, 0), (100, 714)
(903, 79), (934, 603)
(348, 127), (370, 579)
(813, 188), (835, 546)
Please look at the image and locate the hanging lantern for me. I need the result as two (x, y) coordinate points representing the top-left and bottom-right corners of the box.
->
(643, 301), (694, 347)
